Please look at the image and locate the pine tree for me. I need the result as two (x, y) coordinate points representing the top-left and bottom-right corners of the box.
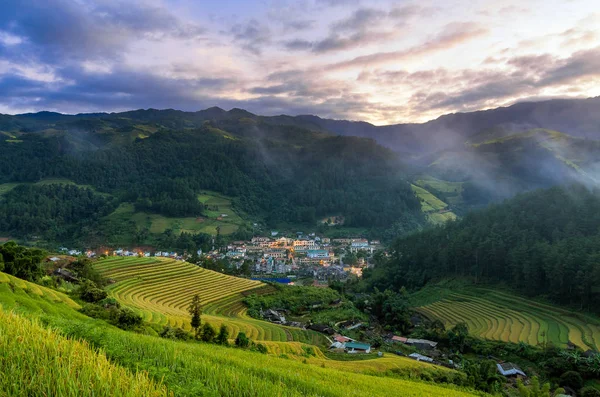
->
(188, 294), (202, 338)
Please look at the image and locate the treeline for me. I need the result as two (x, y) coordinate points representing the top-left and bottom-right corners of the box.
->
(0, 184), (117, 243)
(364, 185), (600, 312)
(0, 120), (424, 238)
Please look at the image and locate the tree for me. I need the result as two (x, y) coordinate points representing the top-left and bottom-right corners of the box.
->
(517, 377), (563, 397)
(216, 324), (230, 345)
(188, 294), (202, 337)
(79, 280), (108, 303)
(559, 371), (583, 390)
(235, 332), (250, 348)
(448, 322), (469, 352)
(200, 323), (216, 342)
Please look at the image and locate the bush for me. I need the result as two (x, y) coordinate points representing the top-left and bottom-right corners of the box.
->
(235, 332), (250, 348)
(159, 326), (191, 341)
(79, 280), (108, 303)
(559, 371), (583, 390)
(114, 308), (142, 330)
(215, 324), (229, 345)
(200, 323), (216, 342)
(255, 343), (268, 354)
(581, 387), (600, 397)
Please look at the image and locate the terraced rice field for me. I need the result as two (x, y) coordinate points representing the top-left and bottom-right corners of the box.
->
(95, 257), (328, 346)
(417, 288), (600, 350)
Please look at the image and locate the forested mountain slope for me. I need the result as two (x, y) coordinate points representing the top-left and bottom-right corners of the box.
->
(364, 185), (600, 313)
(0, 110), (423, 245)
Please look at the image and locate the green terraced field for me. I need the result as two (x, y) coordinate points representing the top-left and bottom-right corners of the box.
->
(95, 257), (328, 346)
(0, 272), (478, 397)
(416, 287), (600, 350)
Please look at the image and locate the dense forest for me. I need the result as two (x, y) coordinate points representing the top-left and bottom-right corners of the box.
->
(364, 185), (600, 313)
(0, 112), (425, 244)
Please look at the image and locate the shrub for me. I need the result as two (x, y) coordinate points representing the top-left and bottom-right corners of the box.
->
(79, 281), (108, 303)
(559, 371), (583, 390)
(255, 343), (268, 354)
(200, 323), (216, 343)
(159, 326), (191, 341)
(581, 387), (600, 397)
(235, 332), (250, 348)
(215, 324), (229, 345)
(114, 308), (142, 330)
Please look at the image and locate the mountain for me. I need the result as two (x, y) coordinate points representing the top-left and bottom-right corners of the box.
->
(0, 111), (424, 246)
(284, 97), (600, 154)
(417, 128), (600, 209)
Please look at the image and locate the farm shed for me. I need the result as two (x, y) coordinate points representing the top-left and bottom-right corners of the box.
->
(345, 342), (371, 354)
(496, 362), (526, 377)
(409, 353), (434, 363)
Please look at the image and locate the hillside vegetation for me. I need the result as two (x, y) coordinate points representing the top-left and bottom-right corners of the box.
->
(413, 283), (600, 350)
(0, 110), (424, 246)
(365, 185), (600, 313)
(0, 309), (168, 397)
(0, 268), (479, 397)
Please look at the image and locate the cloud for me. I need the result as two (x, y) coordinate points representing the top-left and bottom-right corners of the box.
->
(327, 21), (488, 70)
(283, 7), (398, 53)
(0, 0), (205, 64)
(332, 8), (386, 31)
(230, 19), (271, 55)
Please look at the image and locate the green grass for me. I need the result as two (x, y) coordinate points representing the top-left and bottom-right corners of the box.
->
(106, 190), (247, 236)
(0, 183), (19, 196)
(411, 184), (458, 225)
(414, 175), (464, 207)
(415, 284), (600, 350)
(0, 271), (480, 396)
(411, 184), (449, 212)
(0, 309), (168, 397)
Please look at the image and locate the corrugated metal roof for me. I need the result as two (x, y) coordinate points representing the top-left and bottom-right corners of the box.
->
(345, 342), (370, 350)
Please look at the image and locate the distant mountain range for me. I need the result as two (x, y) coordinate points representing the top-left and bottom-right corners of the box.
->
(1, 96), (600, 244)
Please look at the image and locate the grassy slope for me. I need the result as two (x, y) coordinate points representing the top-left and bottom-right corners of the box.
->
(413, 282), (600, 351)
(0, 310), (168, 397)
(105, 190), (247, 236)
(411, 184), (458, 225)
(0, 272), (480, 397)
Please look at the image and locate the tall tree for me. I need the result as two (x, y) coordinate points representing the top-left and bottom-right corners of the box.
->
(188, 294), (202, 338)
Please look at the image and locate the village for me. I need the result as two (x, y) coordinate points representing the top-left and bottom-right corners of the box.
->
(56, 233), (381, 283)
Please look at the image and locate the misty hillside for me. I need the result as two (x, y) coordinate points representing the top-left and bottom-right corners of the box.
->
(418, 128), (600, 208)
(269, 97), (600, 154)
(0, 112), (424, 246)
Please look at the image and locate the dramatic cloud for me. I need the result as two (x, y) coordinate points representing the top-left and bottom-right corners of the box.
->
(0, 0), (598, 124)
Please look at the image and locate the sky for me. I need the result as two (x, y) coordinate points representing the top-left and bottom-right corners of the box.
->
(0, 0), (598, 124)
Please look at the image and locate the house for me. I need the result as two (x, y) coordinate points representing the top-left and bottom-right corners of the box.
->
(333, 335), (354, 343)
(263, 309), (286, 323)
(53, 268), (79, 283)
(496, 362), (527, 377)
(409, 353), (434, 363)
(405, 338), (438, 350)
(306, 249), (330, 259)
(48, 256), (61, 262)
(390, 335), (408, 344)
(329, 341), (345, 349)
(308, 324), (335, 335)
(345, 342), (371, 354)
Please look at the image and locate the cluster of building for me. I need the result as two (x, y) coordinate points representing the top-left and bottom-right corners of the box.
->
(224, 235), (381, 277)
